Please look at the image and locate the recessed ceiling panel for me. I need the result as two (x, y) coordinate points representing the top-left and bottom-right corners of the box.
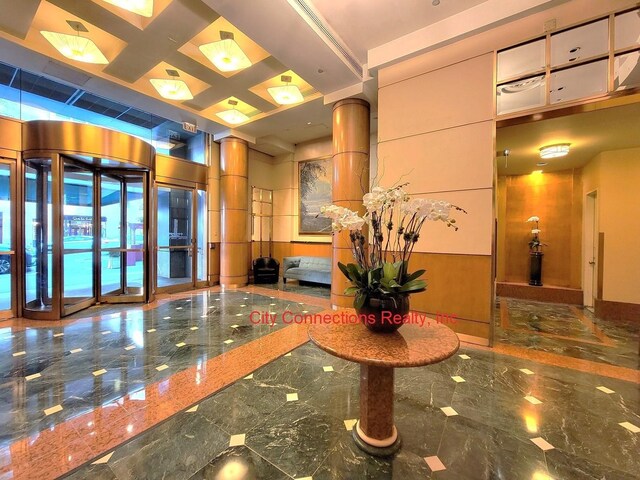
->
(178, 17), (269, 78)
(249, 69), (318, 106)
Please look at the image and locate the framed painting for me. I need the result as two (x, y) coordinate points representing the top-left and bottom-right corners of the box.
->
(298, 157), (332, 234)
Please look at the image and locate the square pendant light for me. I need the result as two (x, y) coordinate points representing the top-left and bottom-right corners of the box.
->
(216, 109), (249, 124)
(199, 33), (252, 72)
(102, 0), (154, 17)
(149, 78), (193, 100)
(539, 143), (570, 159)
(41, 31), (109, 64)
(268, 84), (304, 105)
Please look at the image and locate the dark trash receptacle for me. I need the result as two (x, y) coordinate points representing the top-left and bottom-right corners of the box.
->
(253, 257), (279, 284)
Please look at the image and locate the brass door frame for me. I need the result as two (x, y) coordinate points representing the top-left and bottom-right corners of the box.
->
(0, 159), (17, 319)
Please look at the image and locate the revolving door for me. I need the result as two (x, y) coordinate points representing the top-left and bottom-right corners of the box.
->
(22, 121), (154, 319)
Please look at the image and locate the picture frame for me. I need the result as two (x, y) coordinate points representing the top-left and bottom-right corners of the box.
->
(298, 157), (332, 235)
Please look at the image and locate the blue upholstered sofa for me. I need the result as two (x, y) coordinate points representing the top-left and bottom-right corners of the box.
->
(282, 256), (331, 285)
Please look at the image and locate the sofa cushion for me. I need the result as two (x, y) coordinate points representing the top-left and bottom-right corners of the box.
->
(298, 256), (332, 270)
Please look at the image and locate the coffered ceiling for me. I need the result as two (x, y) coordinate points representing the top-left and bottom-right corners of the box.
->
(0, 0), (565, 154)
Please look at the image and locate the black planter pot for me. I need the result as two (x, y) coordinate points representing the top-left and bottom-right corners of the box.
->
(355, 294), (410, 333)
(529, 251), (544, 286)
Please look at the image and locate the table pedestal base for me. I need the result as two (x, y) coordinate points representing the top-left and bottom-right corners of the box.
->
(353, 421), (402, 456)
(354, 364), (401, 456)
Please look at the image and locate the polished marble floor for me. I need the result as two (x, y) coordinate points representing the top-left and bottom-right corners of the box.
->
(495, 297), (640, 370)
(1, 288), (639, 480)
(65, 340), (640, 480)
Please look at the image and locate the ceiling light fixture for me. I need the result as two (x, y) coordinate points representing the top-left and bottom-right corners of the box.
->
(539, 143), (570, 159)
(41, 23), (109, 64)
(199, 31), (252, 72)
(216, 99), (249, 124)
(102, 0), (154, 17)
(149, 69), (193, 100)
(267, 75), (304, 105)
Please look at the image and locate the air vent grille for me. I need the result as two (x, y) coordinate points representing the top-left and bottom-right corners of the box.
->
(289, 0), (362, 79)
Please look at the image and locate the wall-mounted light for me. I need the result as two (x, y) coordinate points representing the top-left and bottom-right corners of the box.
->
(199, 31), (252, 72)
(539, 143), (570, 159)
(267, 75), (304, 105)
(149, 69), (193, 100)
(216, 99), (249, 124)
(41, 22), (109, 64)
(102, 0), (154, 17)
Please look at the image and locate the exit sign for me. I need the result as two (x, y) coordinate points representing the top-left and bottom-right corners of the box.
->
(182, 122), (197, 133)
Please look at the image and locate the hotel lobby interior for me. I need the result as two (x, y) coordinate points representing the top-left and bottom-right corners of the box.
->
(0, 0), (639, 479)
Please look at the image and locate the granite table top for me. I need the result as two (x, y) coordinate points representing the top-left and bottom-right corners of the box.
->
(308, 320), (460, 368)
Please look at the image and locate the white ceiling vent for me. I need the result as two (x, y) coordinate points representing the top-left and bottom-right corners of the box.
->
(287, 0), (363, 81)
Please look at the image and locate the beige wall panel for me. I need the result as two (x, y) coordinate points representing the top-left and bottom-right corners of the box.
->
(221, 209), (249, 242)
(273, 188), (294, 217)
(273, 215), (293, 242)
(208, 211), (220, 243)
(408, 253), (493, 324)
(271, 158), (294, 190)
(209, 142), (220, 179)
(406, 188), (493, 256)
(379, 53), (493, 142)
(294, 137), (332, 162)
(220, 176), (248, 210)
(377, 0), (635, 87)
(208, 243), (220, 275)
(377, 122), (494, 192)
(583, 148), (640, 304)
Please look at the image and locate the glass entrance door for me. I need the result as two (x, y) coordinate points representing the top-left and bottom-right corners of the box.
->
(62, 159), (96, 315)
(99, 173), (146, 302)
(156, 186), (193, 290)
(0, 161), (15, 318)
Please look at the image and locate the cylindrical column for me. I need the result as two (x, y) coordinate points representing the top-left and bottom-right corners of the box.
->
(331, 98), (370, 308)
(220, 137), (249, 287)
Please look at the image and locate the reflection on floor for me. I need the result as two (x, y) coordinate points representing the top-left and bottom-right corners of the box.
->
(67, 341), (640, 480)
(258, 280), (331, 299)
(1, 288), (638, 479)
(496, 297), (640, 370)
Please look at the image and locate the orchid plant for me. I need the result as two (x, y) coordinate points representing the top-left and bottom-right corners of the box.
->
(321, 185), (466, 308)
(527, 216), (545, 252)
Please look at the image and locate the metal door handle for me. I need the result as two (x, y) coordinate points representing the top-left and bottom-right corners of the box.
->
(589, 261), (595, 265)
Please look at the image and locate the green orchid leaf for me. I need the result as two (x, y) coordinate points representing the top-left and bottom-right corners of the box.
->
(382, 262), (397, 281)
(338, 262), (351, 280)
(344, 286), (359, 295)
(398, 279), (427, 292)
(354, 292), (367, 309)
(403, 269), (426, 283)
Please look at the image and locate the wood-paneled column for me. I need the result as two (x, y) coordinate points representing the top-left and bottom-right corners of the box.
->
(220, 137), (249, 287)
(331, 98), (370, 308)
(207, 140), (221, 284)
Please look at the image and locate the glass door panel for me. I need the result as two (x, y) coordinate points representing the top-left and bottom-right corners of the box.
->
(24, 159), (53, 312)
(100, 173), (145, 300)
(62, 161), (95, 310)
(100, 175), (123, 295)
(157, 186), (193, 289)
(0, 163), (13, 315)
(196, 189), (207, 283)
(124, 176), (145, 295)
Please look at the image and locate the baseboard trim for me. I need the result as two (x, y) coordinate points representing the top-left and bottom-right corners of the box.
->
(594, 298), (640, 322)
(497, 282), (583, 305)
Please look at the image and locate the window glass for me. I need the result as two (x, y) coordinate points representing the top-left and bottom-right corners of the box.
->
(614, 9), (640, 50)
(550, 60), (608, 104)
(497, 39), (545, 83)
(551, 19), (608, 67)
(614, 52), (640, 90)
(497, 75), (546, 115)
